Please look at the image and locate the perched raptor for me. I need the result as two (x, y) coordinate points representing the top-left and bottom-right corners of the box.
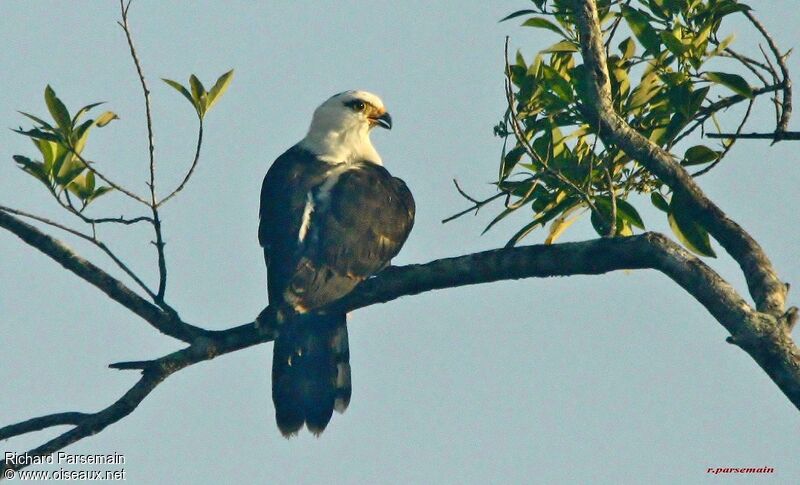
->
(259, 91), (415, 436)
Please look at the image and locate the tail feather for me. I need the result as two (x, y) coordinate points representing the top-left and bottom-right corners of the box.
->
(271, 312), (351, 437)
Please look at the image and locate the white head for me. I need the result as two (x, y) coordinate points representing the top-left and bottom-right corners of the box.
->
(299, 90), (392, 165)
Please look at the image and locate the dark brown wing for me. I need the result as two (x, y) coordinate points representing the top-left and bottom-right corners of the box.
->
(284, 161), (415, 311)
(259, 145), (331, 306)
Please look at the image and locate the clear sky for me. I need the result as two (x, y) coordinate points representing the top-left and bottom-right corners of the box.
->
(1, 1), (799, 483)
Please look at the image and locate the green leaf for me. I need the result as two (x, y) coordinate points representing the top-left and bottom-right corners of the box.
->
(85, 170), (95, 193)
(205, 69), (234, 112)
(162, 78), (196, 107)
(13, 155), (50, 186)
(32, 139), (56, 168)
(87, 185), (113, 203)
(95, 111), (119, 127)
(621, 6), (661, 53)
(714, 1), (751, 16)
(619, 37), (636, 60)
(595, 196), (645, 230)
(650, 192), (670, 212)
(50, 143), (70, 179)
(660, 31), (689, 55)
(189, 75), (206, 103)
(545, 205), (583, 244)
(668, 192), (716, 257)
(705, 71), (753, 98)
(55, 157), (86, 186)
(72, 119), (94, 154)
(483, 206), (516, 236)
(12, 127), (62, 143)
(590, 207), (609, 236)
(541, 40), (579, 53)
(627, 72), (662, 110)
(505, 196), (581, 247)
(18, 111), (56, 131)
(522, 17), (567, 38)
(500, 9), (537, 23)
(682, 145), (719, 166)
(71, 102), (105, 125)
(44, 85), (72, 132)
(615, 199), (645, 229)
(67, 171), (95, 200)
(712, 34), (735, 55)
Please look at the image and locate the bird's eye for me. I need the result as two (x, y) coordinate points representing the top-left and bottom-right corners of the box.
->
(351, 101), (366, 112)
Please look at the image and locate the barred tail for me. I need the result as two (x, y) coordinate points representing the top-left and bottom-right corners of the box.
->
(271, 312), (351, 437)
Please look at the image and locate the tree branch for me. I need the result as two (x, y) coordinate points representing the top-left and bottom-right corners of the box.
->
(0, 210), (206, 342)
(0, 413), (89, 441)
(4, 232), (799, 474)
(1, 372), (163, 475)
(572, 0), (787, 315)
(706, 131), (800, 140)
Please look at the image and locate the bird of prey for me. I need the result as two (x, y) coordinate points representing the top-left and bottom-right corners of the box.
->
(258, 91), (415, 436)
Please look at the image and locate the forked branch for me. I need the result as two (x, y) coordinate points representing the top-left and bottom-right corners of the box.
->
(5, 231), (797, 474)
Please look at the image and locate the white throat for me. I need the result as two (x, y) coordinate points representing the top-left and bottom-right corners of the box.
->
(299, 124), (382, 165)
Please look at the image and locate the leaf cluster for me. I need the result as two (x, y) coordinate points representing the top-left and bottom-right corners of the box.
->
(492, 0), (762, 256)
(162, 69), (234, 119)
(12, 86), (117, 209)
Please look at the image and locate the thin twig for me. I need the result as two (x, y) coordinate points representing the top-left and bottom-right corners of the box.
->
(0, 205), (158, 301)
(503, 37), (602, 219)
(670, 83), (782, 147)
(61, 191), (153, 225)
(119, 0), (168, 301)
(157, 120), (204, 207)
(745, 10), (792, 137)
(603, 0), (630, 52)
(603, 168), (616, 237)
(758, 44), (783, 129)
(722, 48), (770, 86)
(441, 179), (508, 224)
(66, 147), (149, 205)
(695, 99), (755, 177)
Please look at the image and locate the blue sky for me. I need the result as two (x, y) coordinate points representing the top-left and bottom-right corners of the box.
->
(1, 1), (799, 483)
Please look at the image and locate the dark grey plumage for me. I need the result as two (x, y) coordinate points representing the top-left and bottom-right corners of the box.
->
(259, 142), (414, 436)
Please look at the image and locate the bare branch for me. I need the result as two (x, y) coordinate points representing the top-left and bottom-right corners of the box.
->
(0, 413), (89, 441)
(745, 10), (792, 136)
(0, 210), (206, 342)
(721, 48), (770, 86)
(441, 180), (505, 224)
(706, 131), (800, 140)
(572, 0), (787, 315)
(118, 0), (169, 301)
(1, 373), (162, 474)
